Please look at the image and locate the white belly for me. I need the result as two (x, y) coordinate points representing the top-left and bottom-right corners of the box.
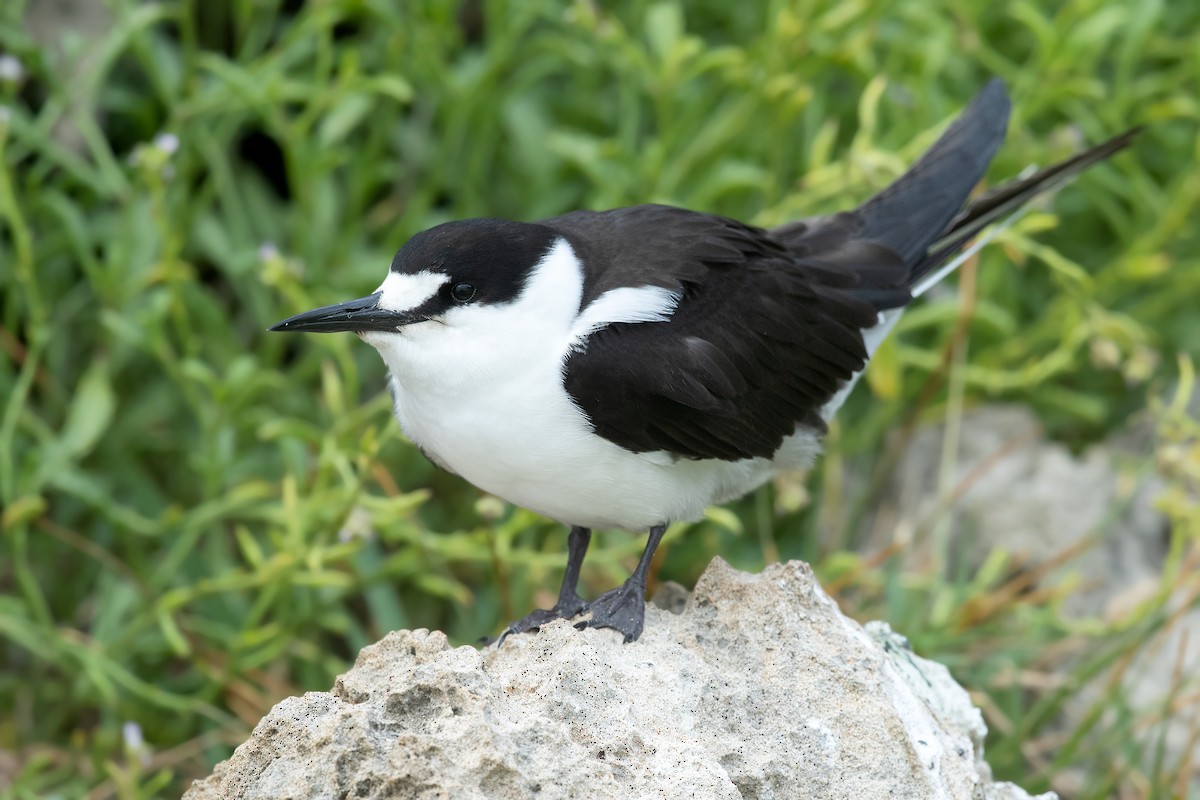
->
(389, 372), (819, 531)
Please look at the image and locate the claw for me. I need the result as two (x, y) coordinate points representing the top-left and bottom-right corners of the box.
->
(495, 595), (588, 646)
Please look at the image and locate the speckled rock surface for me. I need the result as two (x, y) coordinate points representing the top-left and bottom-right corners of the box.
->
(183, 558), (1054, 800)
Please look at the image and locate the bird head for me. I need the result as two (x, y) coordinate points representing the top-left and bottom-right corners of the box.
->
(269, 219), (581, 383)
(270, 218), (562, 333)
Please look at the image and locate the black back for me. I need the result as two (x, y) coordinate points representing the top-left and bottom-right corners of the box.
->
(557, 81), (1014, 460)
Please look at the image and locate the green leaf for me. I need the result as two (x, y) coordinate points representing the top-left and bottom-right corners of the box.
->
(644, 3), (685, 63)
(413, 572), (472, 605)
(60, 361), (116, 461)
(865, 334), (902, 401)
(366, 75), (415, 104)
(318, 93), (375, 147)
(703, 506), (743, 536)
(1, 494), (46, 530)
(157, 608), (192, 657)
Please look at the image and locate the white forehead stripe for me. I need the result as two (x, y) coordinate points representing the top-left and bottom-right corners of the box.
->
(569, 285), (681, 345)
(376, 270), (445, 312)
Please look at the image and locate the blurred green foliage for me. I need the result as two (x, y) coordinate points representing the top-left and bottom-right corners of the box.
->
(1, 0), (1197, 797)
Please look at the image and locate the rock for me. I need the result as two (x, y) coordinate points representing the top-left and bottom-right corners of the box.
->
(868, 405), (1168, 615)
(184, 559), (1053, 800)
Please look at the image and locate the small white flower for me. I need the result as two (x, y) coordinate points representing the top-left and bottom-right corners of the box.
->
(122, 720), (144, 749)
(258, 242), (280, 262)
(122, 720), (152, 767)
(0, 55), (23, 83)
(153, 132), (180, 156)
(121, 719), (142, 753)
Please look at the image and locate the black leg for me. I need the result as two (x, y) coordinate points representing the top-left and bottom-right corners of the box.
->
(575, 524), (666, 643)
(496, 526), (592, 645)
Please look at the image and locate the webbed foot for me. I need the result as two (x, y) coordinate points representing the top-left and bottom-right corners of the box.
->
(572, 523), (667, 643)
(573, 581), (645, 643)
(496, 594), (588, 645)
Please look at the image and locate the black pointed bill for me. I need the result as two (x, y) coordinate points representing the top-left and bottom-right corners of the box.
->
(268, 293), (425, 333)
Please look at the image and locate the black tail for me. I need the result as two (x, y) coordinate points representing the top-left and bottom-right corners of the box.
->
(914, 127), (1142, 281)
(771, 80), (1137, 310)
(852, 78), (1138, 290)
(855, 79), (1012, 268)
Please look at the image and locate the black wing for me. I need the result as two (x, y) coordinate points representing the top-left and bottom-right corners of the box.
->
(558, 212), (903, 460)
(559, 81), (1133, 462)
(554, 83), (1013, 461)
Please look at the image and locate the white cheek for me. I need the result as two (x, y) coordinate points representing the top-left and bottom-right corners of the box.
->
(376, 270), (444, 312)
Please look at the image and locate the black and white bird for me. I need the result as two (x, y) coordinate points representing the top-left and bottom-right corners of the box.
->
(271, 80), (1136, 643)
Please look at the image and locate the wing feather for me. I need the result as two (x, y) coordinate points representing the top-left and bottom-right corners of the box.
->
(561, 216), (888, 460)
(556, 80), (1134, 461)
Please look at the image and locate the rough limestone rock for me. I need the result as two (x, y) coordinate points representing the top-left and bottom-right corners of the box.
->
(184, 559), (1053, 800)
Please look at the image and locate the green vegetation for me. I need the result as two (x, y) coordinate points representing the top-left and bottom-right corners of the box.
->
(1, 0), (1197, 797)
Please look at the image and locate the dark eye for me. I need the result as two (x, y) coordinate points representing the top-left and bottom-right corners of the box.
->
(450, 282), (477, 303)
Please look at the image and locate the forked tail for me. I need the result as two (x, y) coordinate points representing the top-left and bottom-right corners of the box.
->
(910, 126), (1141, 297)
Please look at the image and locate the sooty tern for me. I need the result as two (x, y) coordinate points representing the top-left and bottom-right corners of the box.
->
(271, 79), (1137, 643)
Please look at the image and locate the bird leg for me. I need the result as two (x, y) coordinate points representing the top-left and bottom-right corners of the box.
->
(497, 526), (591, 644)
(575, 524), (666, 643)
